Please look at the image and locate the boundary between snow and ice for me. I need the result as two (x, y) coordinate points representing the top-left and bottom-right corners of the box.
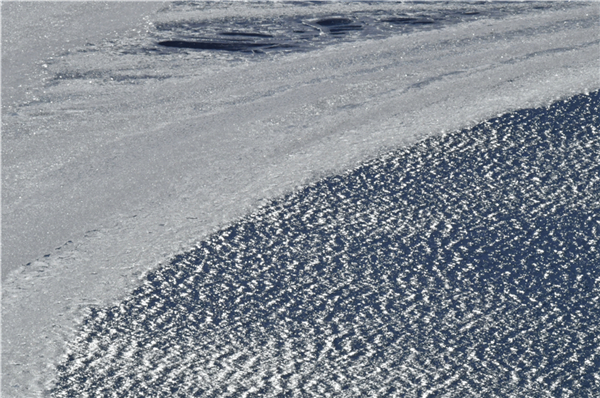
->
(2, 3), (599, 397)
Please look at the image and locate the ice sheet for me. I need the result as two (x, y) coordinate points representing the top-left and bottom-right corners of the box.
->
(50, 90), (600, 397)
(2, 1), (599, 397)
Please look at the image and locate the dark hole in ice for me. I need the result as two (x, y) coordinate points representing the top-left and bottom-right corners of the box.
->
(158, 40), (292, 52)
(315, 17), (354, 27)
(219, 31), (274, 38)
(313, 17), (363, 35)
(382, 17), (435, 25)
(329, 25), (363, 34)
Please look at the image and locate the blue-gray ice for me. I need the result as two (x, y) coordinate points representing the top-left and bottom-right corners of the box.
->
(2, 2), (599, 397)
(52, 91), (599, 397)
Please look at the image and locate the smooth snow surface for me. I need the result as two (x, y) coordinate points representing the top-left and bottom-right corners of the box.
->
(1, 2), (165, 107)
(2, 1), (599, 397)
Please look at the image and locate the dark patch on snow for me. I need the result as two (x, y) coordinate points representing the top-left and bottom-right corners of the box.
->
(219, 31), (274, 38)
(382, 16), (435, 25)
(315, 17), (354, 27)
(314, 17), (363, 36)
(158, 40), (294, 52)
(147, 2), (577, 56)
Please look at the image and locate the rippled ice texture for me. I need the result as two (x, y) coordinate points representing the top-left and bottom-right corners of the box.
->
(51, 91), (600, 397)
(3, 1), (599, 397)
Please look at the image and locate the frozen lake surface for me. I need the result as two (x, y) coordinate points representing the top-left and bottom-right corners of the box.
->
(2, 1), (599, 397)
(52, 90), (600, 397)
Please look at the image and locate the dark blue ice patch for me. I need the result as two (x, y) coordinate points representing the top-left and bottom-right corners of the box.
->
(219, 31), (274, 38)
(382, 16), (435, 25)
(315, 17), (354, 27)
(148, 2), (579, 55)
(157, 40), (294, 52)
(51, 91), (600, 397)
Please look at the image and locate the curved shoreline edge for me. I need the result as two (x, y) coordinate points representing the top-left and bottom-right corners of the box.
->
(2, 2), (599, 397)
(50, 89), (600, 396)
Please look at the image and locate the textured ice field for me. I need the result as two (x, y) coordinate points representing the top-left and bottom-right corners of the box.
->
(2, 1), (599, 397)
(51, 90), (600, 397)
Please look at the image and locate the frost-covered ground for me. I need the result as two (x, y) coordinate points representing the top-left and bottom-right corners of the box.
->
(2, 1), (599, 397)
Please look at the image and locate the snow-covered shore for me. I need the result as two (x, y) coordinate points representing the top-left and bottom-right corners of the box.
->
(2, 2), (599, 396)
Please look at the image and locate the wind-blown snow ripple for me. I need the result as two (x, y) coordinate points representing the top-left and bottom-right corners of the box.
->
(51, 91), (600, 397)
